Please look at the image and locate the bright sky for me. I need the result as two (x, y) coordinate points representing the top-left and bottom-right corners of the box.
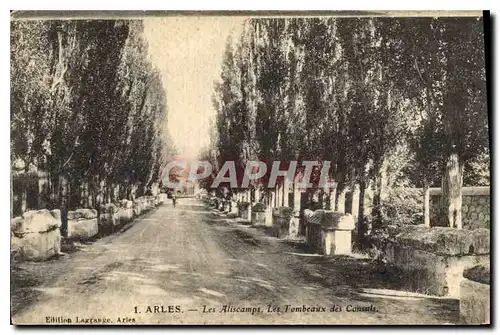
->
(143, 17), (245, 158)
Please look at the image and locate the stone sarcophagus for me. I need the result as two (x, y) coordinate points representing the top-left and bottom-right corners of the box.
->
(145, 196), (156, 209)
(11, 209), (62, 261)
(99, 203), (119, 228)
(370, 225), (490, 297)
(460, 263), (490, 325)
(117, 199), (133, 224)
(228, 201), (239, 217)
(133, 197), (146, 216)
(306, 210), (355, 256)
(238, 202), (251, 221)
(251, 202), (270, 227)
(272, 207), (295, 238)
(67, 208), (98, 240)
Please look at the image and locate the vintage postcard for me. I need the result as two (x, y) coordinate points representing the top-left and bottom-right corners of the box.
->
(10, 10), (490, 325)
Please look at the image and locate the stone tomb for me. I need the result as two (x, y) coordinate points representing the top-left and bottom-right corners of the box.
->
(67, 208), (98, 240)
(251, 202), (270, 227)
(272, 207), (295, 238)
(460, 263), (490, 324)
(371, 225), (490, 297)
(133, 197), (146, 216)
(99, 203), (120, 230)
(305, 210), (355, 256)
(11, 209), (62, 261)
(238, 202), (252, 221)
(117, 199), (134, 224)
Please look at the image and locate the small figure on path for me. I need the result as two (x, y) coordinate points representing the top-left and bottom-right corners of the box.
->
(172, 194), (177, 207)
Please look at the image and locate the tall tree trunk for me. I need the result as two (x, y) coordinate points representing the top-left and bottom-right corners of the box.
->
(80, 180), (88, 208)
(318, 190), (324, 209)
(51, 173), (60, 210)
(292, 182), (300, 211)
(20, 166), (30, 213)
(441, 153), (464, 228)
(21, 182), (28, 214)
(37, 170), (47, 209)
(423, 180), (430, 227)
(281, 182), (285, 207)
(356, 180), (367, 246)
(11, 171), (14, 218)
(59, 174), (69, 238)
(371, 168), (383, 229)
(334, 182), (345, 212)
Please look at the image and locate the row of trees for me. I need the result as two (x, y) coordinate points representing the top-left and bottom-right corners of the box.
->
(11, 20), (174, 223)
(207, 17), (488, 238)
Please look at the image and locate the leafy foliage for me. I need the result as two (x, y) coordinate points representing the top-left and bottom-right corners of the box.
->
(11, 20), (174, 213)
(209, 16), (488, 238)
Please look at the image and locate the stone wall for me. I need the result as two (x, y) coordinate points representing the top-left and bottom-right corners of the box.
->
(429, 187), (490, 229)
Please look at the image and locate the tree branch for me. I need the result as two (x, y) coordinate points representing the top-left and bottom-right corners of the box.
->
(50, 31), (68, 93)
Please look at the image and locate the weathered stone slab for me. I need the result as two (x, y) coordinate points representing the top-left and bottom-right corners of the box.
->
(273, 207), (294, 238)
(275, 206), (293, 218)
(463, 263), (490, 285)
(323, 211), (355, 230)
(460, 278), (490, 324)
(115, 200), (134, 224)
(307, 225), (353, 256)
(144, 196), (156, 209)
(117, 208), (133, 224)
(274, 216), (289, 237)
(395, 226), (489, 256)
(470, 229), (490, 255)
(229, 201), (239, 215)
(305, 210), (355, 255)
(68, 218), (98, 240)
(11, 209), (62, 261)
(11, 228), (61, 261)
(120, 199), (133, 209)
(252, 211), (270, 227)
(67, 208), (98, 221)
(133, 198), (146, 216)
(99, 203), (119, 227)
(382, 241), (489, 297)
(11, 209), (61, 236)
(324, 229), (352, 255)
(101, 203), (119, 214)
(238, 202), (251, 221)
(252, 202), (267, 213)
(251, 202), (270, 227)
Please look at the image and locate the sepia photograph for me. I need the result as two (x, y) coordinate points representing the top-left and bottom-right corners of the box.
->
(9, 10), (490, 325)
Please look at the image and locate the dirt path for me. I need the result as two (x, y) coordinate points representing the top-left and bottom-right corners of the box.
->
(11, 199), (459, 325)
